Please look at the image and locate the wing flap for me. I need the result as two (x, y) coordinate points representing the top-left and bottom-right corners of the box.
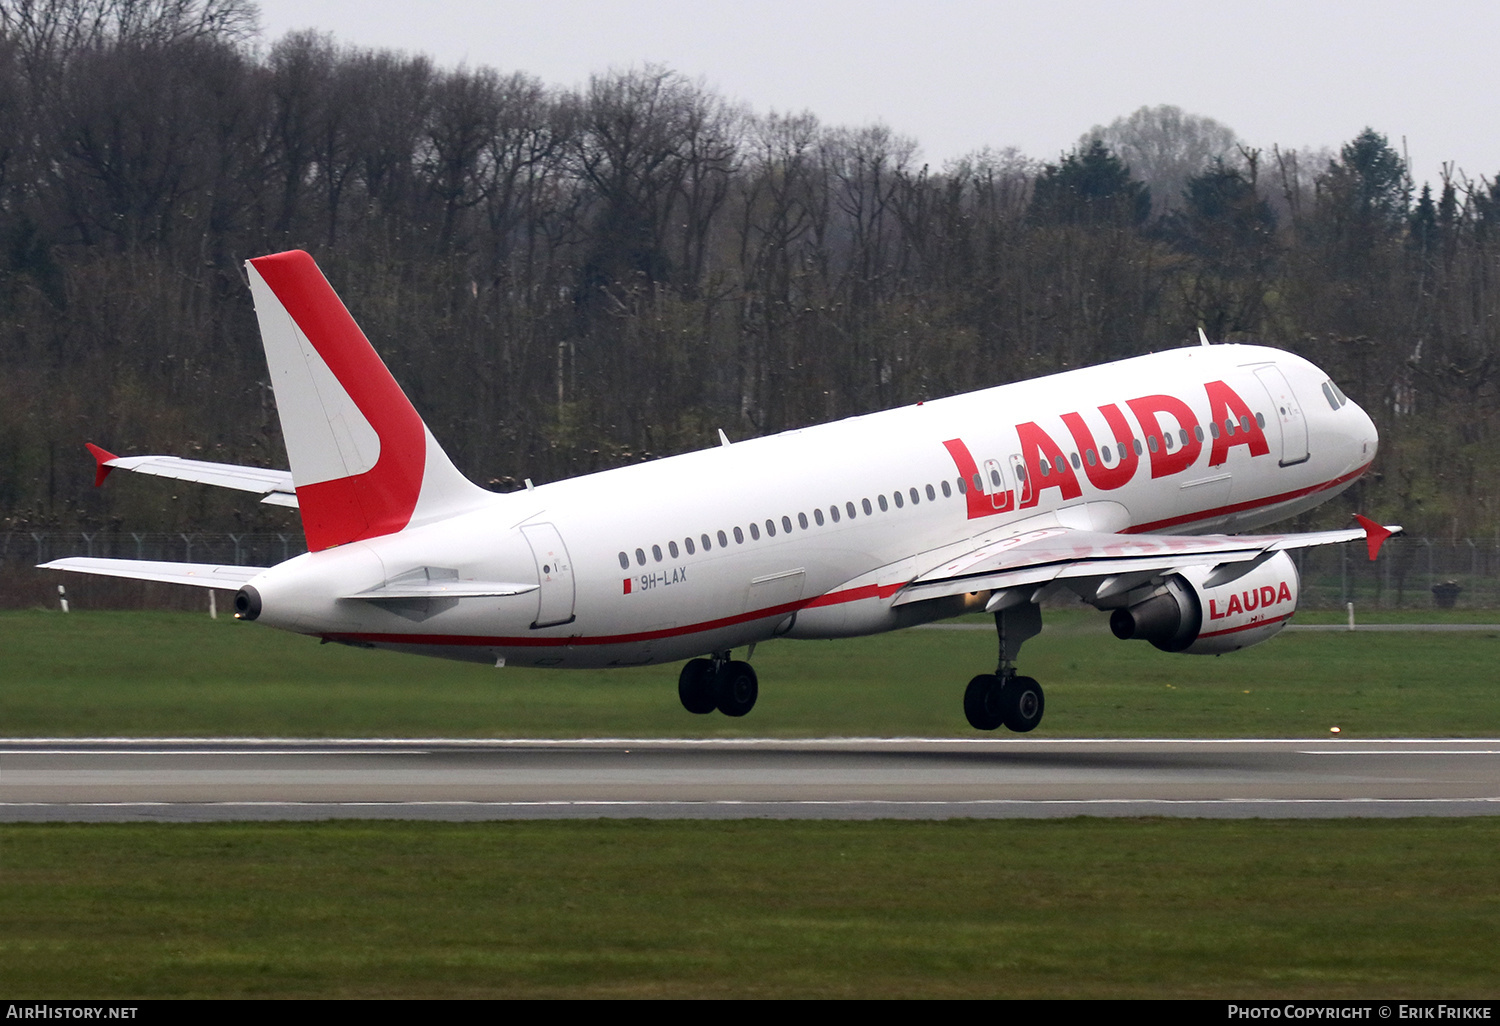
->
(894, 521), (1402, 608)
(39, 557), (266, 590)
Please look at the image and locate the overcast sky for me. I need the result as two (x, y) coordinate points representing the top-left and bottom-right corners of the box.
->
(252, 0), (1500, 189)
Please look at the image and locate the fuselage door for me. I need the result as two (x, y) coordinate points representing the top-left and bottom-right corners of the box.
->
(520, 522), (576, 628)
(982, 458), (1014, 512)
(1008, 454), (1033, 507)
(1254, 365), (1310, 467)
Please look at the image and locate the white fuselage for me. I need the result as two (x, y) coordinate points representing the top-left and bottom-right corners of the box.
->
(245, 344), (1377, 667)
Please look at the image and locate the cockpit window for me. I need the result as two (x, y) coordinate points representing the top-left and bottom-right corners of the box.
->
(1322, 381), (1339, 410)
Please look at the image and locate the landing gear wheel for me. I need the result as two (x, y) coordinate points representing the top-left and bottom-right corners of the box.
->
(1001, 675), (1044, 733)
(677, 658), (717, 714)
(715, 660), (758, 717)
(963, 674), (1004, 731)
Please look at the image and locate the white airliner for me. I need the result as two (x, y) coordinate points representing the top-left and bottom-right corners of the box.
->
(44, 250), (1398, 731)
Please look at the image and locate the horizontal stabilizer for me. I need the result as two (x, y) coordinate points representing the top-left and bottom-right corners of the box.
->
(88, 445), (297, 508)
(39, 557), (267, 590)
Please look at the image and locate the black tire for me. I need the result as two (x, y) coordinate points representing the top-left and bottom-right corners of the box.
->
(1001, 675), (1045, 733)
(715, 660), (758, 717)
(677, 658), (717, 714)
(963, 673), (1004, 731)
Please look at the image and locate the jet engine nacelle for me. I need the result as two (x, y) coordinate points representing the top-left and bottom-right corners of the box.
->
(1109, 550), (1300, 655)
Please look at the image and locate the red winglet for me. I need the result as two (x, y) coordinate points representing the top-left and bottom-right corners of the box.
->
(85, 443), (119, 488)
(1353, 514), (1394, 561)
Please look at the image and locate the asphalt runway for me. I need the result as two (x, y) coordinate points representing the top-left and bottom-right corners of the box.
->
(3, 737), (1499, 821)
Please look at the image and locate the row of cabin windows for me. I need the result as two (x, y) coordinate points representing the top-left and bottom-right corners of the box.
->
(614, 410), (1268, 568)
(1032, 412), (1269, 477)
(617, 477), (979, 569)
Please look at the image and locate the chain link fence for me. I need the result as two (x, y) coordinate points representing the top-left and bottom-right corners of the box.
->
(3, 531), (1498, 611)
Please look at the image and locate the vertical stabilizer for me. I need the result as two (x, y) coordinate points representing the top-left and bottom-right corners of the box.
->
(246, 250), (487, 551)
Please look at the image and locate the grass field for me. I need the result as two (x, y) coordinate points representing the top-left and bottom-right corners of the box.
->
(2, 818), (1498, 998)
(4, 609), (1498, 998)
(1, 608), (1497, 737)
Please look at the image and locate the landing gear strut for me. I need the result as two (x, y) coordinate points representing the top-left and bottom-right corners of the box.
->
(963, 603), (1046, 733)
(678, 653), (758, 717)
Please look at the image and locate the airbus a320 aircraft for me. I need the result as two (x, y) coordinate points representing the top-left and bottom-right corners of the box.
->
(44, 250), (1398, 732)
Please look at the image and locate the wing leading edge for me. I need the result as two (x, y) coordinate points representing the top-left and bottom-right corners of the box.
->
(894, 516), (1402, 611)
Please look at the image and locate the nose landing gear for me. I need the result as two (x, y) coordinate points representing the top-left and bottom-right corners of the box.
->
(678, 653), (759, 717)
(963, 602), (1046, 733)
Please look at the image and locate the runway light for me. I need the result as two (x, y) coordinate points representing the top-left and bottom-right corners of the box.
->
(1330, 726), (1341, 734)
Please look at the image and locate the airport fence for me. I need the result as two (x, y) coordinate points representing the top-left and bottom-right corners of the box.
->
(2, 531), (1499, 611)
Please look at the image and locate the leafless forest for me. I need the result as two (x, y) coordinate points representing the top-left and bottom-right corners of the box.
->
(2, 0), (1498, 545)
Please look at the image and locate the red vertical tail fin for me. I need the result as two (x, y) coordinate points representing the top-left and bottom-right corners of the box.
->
(246, 251), (487, 551)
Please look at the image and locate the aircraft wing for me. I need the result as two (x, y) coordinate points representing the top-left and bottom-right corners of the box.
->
(87, 444), (298, 507)
(893, 516), (1400, 609)
(38, 558), (268, 590)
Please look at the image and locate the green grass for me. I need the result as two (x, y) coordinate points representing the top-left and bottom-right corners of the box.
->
(2, 818), (1497, 998)
(2, 608), (1498, 737)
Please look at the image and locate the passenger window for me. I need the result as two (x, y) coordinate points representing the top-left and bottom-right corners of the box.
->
(1016, 465), (1028, 481)
(685, 537), (695, 555)
(833, 505), (843, 523)
(718, 530), (729, 548)
(941, 480), (951, 498)
(618, 552), (629, 570)
(1133, 439), (1144, 455)
(1148, 436), (1158, 453)
(1256, 412), (1266, 428)
(1240, 416), (1251, 433)
(814, 509), (824, 526)
(911, 487), (921, 505)
(1040, 461), (1050, 477)
(989, 468), (1002, 487)
(652, 544), (663, 562)
(1224, 419), (1236, 436)
(1163, 433), (1174, 451)
(893, 491), (903, 509)
(926, 483), (936, 501)
(1209, 422), (1220, 439)
(1086, 449), (1097, 466)
(846, 502), (856, 519)
(765, 519), (776, 537)
(635, 548), (646, 566)
(972, 474), (983, 492)
(1180, 429), (1191, 446)
(668, 541), (679, 559)
(784, 515), (795, 532)
(1194, 426), (1206, 442)
(878, 495), (889, 512)
(798, 512), (808, 529)
(862, 498), (873, 515)
(750, 522), (761, 540)
(956, 477), (967, 495)
(703, 533), (713, 551)
(732, 527), (743, 544)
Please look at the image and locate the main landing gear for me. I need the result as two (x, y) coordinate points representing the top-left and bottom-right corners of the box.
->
(963, 602), (1046, 733)
(678, 653), (758, 717)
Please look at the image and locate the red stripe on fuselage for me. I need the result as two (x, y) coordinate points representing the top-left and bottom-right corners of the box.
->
(1123, 463), (1371, 534)
(250, 251), (427, 552)
(323, 581), (907, 650)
